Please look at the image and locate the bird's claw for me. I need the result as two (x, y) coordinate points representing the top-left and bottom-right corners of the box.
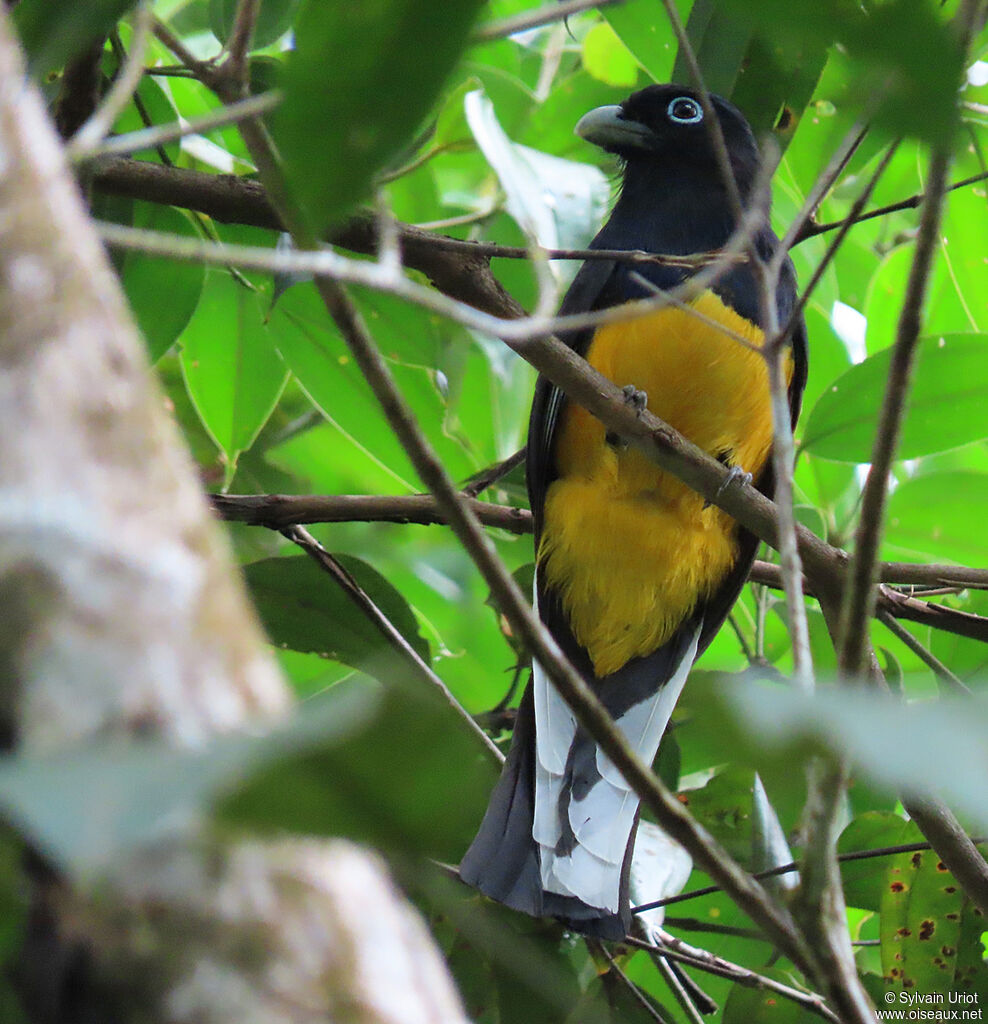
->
(715, 465), (753, 498)
(622, 384), (648, 415)
(607, 386), (648, 449)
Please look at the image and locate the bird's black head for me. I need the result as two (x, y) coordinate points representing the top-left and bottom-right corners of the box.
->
(576, 84), (760, 197)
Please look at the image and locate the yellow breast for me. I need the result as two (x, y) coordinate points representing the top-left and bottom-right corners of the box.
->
(538, 290), (789, 677)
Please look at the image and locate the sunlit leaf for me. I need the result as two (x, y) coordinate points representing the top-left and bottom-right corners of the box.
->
(885, 471), (988, 565)
(802, 334), (988, 462)
(180, 269), (289, 480)
(880, 847), (963, 993)
(838, 811), (922, 913)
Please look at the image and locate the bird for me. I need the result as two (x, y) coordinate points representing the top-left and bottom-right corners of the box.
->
(459, 83), (808, 940)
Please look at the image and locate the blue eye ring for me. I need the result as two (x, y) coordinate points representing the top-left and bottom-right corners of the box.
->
(667, 97), (703, 125)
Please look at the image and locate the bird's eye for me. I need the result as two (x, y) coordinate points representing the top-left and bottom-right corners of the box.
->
(667, 97), (702, 124)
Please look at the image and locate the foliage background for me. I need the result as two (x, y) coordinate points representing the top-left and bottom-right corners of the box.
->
(4, 0), (988, 1020)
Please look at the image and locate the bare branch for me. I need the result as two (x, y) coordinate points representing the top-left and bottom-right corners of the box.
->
(79, 90), (282, 162)
(632, 934), (839, 1024)
(795, 169), (988, 243)
(876, 609), (971, 696)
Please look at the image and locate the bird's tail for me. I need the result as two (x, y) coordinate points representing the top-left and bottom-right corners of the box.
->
(458, 686), (630, 939)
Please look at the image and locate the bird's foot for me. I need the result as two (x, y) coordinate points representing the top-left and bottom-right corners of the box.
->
(715, 465), (753, 499)
(703, 464), (752, 508)
(606, 386), (648, 449)
(622, 384), (648, 414)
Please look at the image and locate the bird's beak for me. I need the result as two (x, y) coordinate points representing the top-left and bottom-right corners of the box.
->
(575, 105), (656, 153)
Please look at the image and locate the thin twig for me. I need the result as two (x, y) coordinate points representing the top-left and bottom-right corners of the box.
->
(634, 837), (987, 914)
(66, 0), (154, 160)
(94, 219), (761, 345)
(80, 90), (282, 162)
(594, 942), (674, 1024)
(460, 448), (527, 498)
(224, 0), (259, 82)
(629, 934), (839, 1024)
(795, 169), (988, 242)
(472, 0), (623, 42)
(283, 525), (503, 764)
(877, 609), (972, 696)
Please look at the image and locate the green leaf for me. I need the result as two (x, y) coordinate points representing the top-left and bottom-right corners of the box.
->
(110, 74), (183, 166)
(244, 554), (430, 667)
(724, 967), (817, 1022)
(801, 334), (988, 462)
(209, 0), (299, 48)
(180, 269), (289, 479)
(673, 0), (752, 98)
(885, 471), (988, 565)
(725, 0), (965, 145)
(880, 848), (964, 993)
(838, 811), (922, 912)
(274, 0), (485, 231)
(581, 22), (639, 88)
(603, 1), (686, 85)
(13, 0), (136, 75)
(120, 204), (205, 362)
(682, 766), (754, 865)
(270, 282), (478, 487)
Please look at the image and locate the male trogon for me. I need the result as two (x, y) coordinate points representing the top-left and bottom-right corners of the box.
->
(460, 84), (808, 939)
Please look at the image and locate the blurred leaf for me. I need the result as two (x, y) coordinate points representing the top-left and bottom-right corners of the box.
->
(14, 0), (136, 75)
(880, 847), (963, 993)
(681, 766), (754, 864)
(245, 554), (430, 666)
(180, 269), (289, 480)
(0, 684), (378, 876)
(731, 32), (827, 144)
(109, 74), (183, 165)
(218, 678), (496, 862)
(209, 0), (298, 48)
(274, 0), (485, 230)
(673, 0), (752, 98)
(802, 334), (988, 462)
(723, 680), (988, 839)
